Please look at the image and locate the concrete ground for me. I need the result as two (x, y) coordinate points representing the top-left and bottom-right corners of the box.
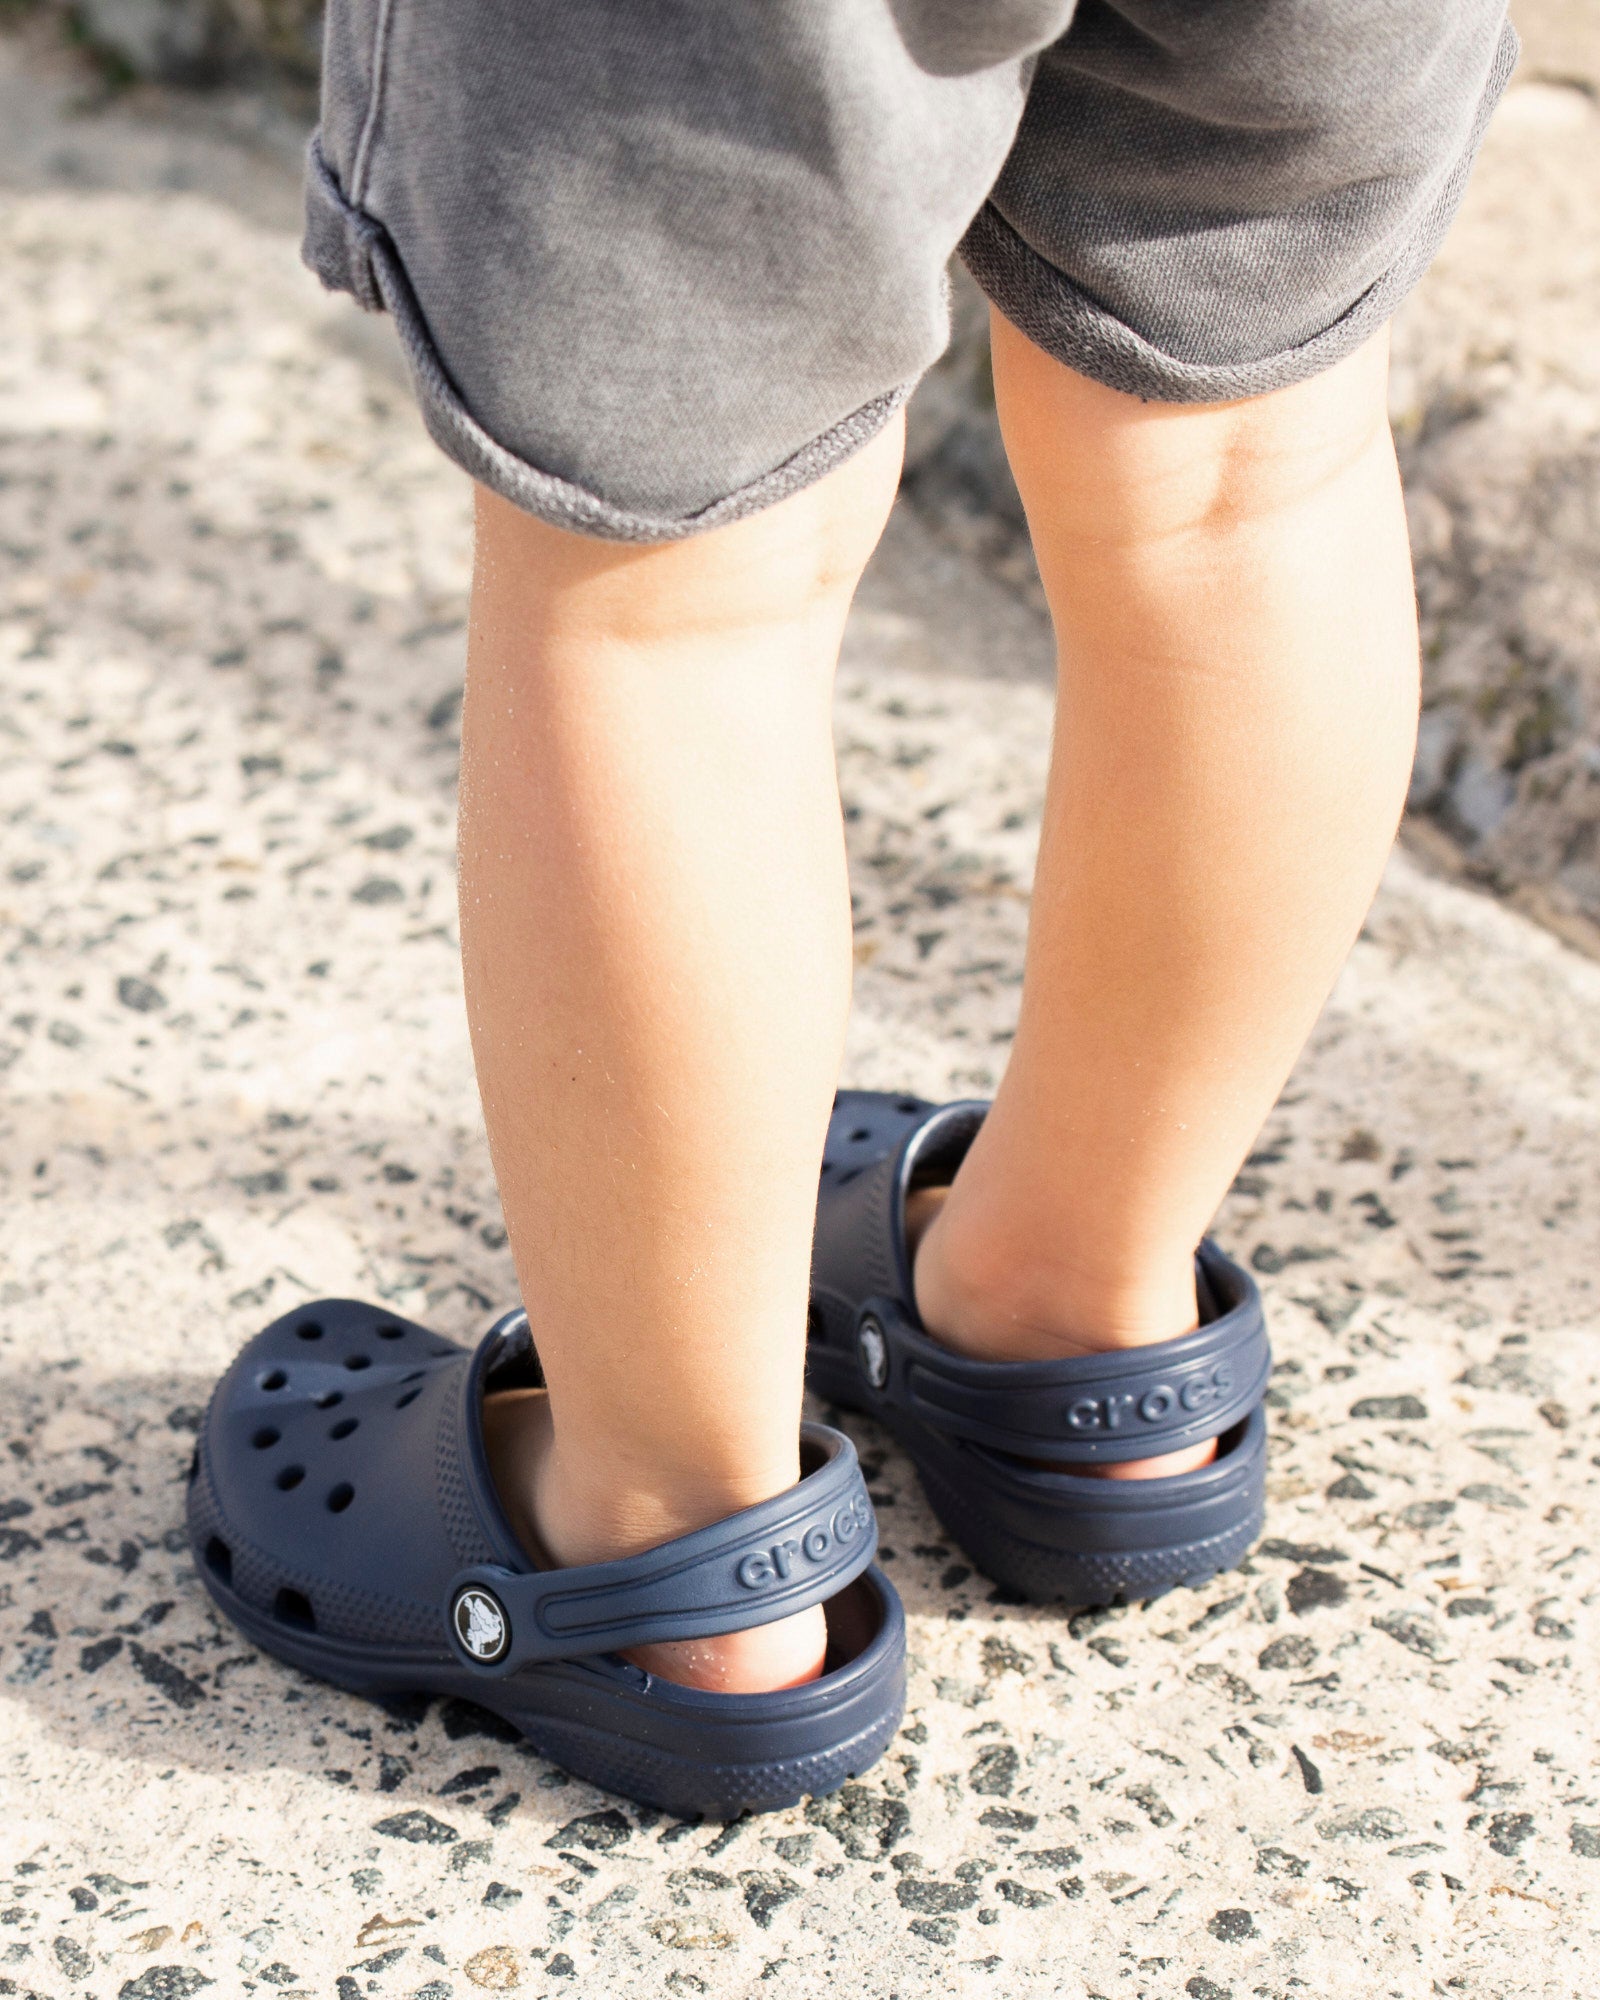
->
(2, 23), (1599, 2000)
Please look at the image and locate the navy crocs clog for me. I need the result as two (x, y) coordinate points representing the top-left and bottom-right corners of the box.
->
(809, 1090), (1271, 1606)
(189, 1300), (905, 1818)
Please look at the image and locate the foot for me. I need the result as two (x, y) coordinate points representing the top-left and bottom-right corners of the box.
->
(906, 1187), (1219, 1480)
(482, 1388), (828, 1693)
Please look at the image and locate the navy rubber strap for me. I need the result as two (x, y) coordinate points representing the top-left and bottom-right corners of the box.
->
(444, 1422), (876, 1674)
(853, 1263), (1270, 1466)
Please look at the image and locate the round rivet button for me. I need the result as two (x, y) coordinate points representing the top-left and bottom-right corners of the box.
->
(857, 1314), (889, 1391)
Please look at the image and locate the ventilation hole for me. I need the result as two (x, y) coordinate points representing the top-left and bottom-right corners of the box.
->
(315, 1390), (343, 1410)
(251, 1426), (280, 1451)
(273, 1587), (315, 1631)
(834, 1167), (860, 1187)
(204, 1536), (232, 1585)
(260, 1368), (287, 1392)
(343, 1353), (372, 1372)
(275, 1464), (305, 1492)
(295, 1319), (324, 1342)
(376, 1323), (405, 1340)
(329, 1417), (358, 1440)
(401, 1369), (426, 1383)
(326, 1482), (354, 1514)
(395, 1387), (421, 1410)
(187, 1450), (199, 1485)
(849, 1127), (872, 1144)
(806, 1304), (825, 1341)
(896, 1098), (922, 1114)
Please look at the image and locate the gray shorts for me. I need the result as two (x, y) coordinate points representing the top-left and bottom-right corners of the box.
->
(303, 0), (1515, 543)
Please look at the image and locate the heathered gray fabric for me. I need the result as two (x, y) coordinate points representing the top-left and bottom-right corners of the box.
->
(304, 0), (1513, 540)
(961, 1), (1519, 403)
(304, 137), (921, 543)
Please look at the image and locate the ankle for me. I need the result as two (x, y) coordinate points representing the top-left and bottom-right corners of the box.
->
(481, 1392), (828, 1693)
(536, 1436), (829, 1694)
(534, 1437), (800, 1570)
(909, 1188), (1198, 1362)
(909, 1196), (1217, 1478)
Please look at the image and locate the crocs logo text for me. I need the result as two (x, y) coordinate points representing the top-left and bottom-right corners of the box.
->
(734, 1496), (872, 1589)
(1064, 1363), (1233, 1433)
(452, 1585), (510, 1663)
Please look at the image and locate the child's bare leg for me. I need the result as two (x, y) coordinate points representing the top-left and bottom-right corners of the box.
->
(461, 424), (902, 1693)
(914, 321), (1419, 1477)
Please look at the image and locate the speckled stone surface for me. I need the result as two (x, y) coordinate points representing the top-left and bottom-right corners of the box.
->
(3, 30), (1600, 2000)
(1390, 59), (1600, 933)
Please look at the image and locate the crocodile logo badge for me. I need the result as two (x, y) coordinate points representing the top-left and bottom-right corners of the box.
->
(453, 1586), (509, 1663)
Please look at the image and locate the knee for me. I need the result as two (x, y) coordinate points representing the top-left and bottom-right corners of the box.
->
(993, 313), (1396, 551)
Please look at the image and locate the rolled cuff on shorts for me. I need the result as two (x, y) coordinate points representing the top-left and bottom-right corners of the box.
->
(960, 9), (1520, 405)
(300, 1), (1043, 544)
(303, 138), (911, 544)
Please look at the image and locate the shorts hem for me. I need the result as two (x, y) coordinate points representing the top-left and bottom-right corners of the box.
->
(302, 138), (909, 543)
(960, 16), (1519, 406)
